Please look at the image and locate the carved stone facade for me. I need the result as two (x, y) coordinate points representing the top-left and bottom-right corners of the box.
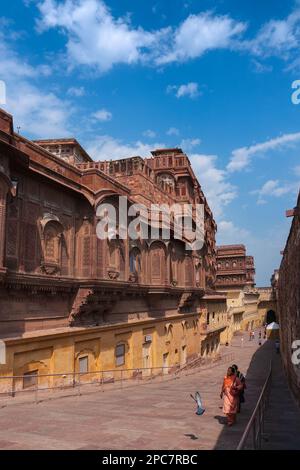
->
(215, 244), (255, 289)
(0, 108), (225, 387)
(215, 244), (264, 342)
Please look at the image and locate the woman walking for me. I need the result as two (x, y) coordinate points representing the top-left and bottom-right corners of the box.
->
(231, 364), (246, 413)
(220, 367), (243, 426)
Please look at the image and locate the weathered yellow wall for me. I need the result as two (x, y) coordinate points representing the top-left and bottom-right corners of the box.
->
(0, 312), (208, 392)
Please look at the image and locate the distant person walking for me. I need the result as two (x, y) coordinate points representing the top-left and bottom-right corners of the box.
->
(249, 331), (252, 341)
(275, 339), (280, 354)
(220, 367), (243, 426)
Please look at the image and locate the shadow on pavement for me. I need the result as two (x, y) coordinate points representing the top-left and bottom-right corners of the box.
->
(213, 339), (273, 450)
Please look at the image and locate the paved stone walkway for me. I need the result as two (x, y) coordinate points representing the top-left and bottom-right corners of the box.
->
(0, 331), (299, 450)
(262, 352), (300, 450)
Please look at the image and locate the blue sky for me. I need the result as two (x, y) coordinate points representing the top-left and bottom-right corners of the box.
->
(1, 0), (300, 285)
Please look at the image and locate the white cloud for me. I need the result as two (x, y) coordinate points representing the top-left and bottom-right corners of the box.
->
(217, 220), (250, 245)
(245, 9), (300, 58)
(251, 179), (299, 204)
(189, 153), (237, 218)
(166, 127), (179, 136)
(36, 0), (167, 73)
(294, 165), (300, 176)
(33, 2), (300, 73)
(157, 12), (246, 64)
(67, 86), (85, 96)
(143, 129), (156, 138)
(86, 135), (165, 160)
(7, 83), (72, 137)
(180, 138), (201, 151)
(167, 82), (200, 99)
(0, 33), (47, 79)
(36, 2), (249, 71)
(0, 31), (71, 138)
(227, 132), (300, 172)
(92, 108), (112, 121)
(251, 59), (273, 73)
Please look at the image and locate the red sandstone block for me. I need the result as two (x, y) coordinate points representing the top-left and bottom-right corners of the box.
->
(286, 209), (297, 217)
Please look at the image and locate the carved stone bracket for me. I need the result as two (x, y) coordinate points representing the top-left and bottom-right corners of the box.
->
(107, 269), (120, 280)
(40, 262), (60, 275)
(129, 272), (138, 282)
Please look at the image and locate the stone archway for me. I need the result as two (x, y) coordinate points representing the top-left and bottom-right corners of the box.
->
(266, 309), (276, 324)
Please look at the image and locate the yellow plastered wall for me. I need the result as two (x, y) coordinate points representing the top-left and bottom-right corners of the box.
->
(0, 313), (207, 392)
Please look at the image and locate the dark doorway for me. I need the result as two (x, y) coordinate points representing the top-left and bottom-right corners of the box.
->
(266, 310), (276, 324)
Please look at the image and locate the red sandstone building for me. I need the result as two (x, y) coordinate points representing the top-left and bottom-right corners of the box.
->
(0, 108), (228, 390)
(215, 244), (258, 336)
(216, 244), (255, 290)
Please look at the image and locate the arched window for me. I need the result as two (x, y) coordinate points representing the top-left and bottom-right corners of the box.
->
(170, 241), (185, 286)
(108, 239), (125, 280)
(40, 216), (64, 275)
(150, 241), (166, 285)
(129, 248), (141, 274)
(165, 323), (173, 339)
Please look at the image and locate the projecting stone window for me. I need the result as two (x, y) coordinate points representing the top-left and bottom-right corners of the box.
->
(108, 240), (125, 280)
(40, 214), (64, 275)
(115, 343), (125, 367)
(23, 370), (38, 389)
(156, 173), (175, 190)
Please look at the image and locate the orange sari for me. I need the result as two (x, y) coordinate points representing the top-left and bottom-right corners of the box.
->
(222, 375), (242, 422)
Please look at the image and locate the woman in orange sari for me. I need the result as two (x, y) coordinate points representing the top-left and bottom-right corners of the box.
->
(220, 367), (243, 426)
